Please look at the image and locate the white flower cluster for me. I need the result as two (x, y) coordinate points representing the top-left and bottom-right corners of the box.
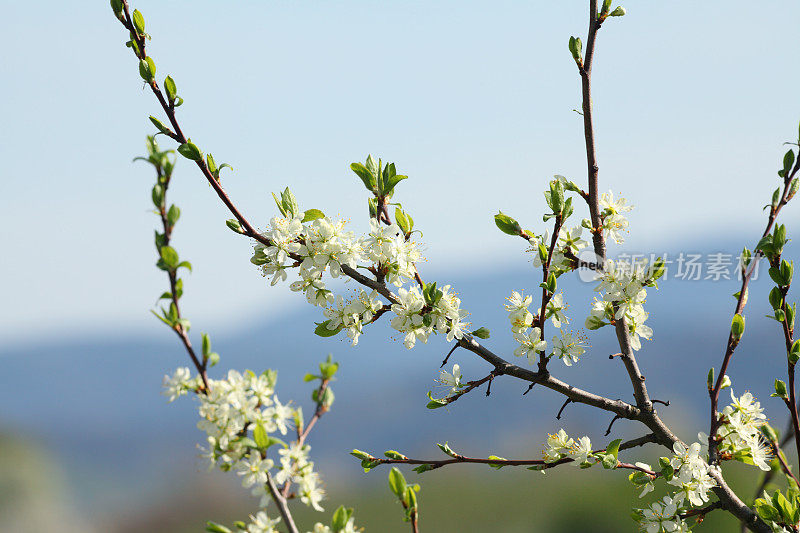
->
(246, 511), (281, 533)
(587, 258), (653, 351)
(718, 389), (772, 471)
(362, 219), (422, 287)
(541, 428), (593, 466)
(163, 366), (197, 402)
(633, 438), (716, 532)
(505, 291), (547, 364)
(161, 368), (326, 516)
(275, 442), (326, 512)
(637, 496), (689, 533)
(634, 387), (774, 531)
(667, 441), (717, 507)
(599, 190), (633, 244)
(390, 284), (469, 349)
(309, 520), (357, 533)
(322, 290), (384, 345)
(505, 290), (588, 366)
(252, 205), (478, 351)
(528, 226), (589, 272)
(254, 215), (421, 290)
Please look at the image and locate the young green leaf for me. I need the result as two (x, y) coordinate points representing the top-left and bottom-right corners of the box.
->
(149, 116), (173, 136)
(350, 162), (376, 193)
(495, 212), (522, 236)
(471, 327), (490, 339)
(302, 209), (325, 223)
(132, 9), (146, 35)
(177, 140), (203, 161)
(314, 320), (343, 337)
(388, 467), (407, 498)
(226, 219), (245, 234)
(164, 75), (177, 103)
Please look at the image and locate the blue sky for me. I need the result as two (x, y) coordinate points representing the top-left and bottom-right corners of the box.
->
(3, 1), (800, 346)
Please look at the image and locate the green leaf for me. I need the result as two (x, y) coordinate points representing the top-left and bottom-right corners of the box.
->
(253, 422), (269, 449)
(226, 219), (245, 234)
(781, 259), (794, 285)
(384, 450), (407, 460)
(436, 442), (457, 457)
(606, 438), (622, 460)
(608, 6), (626, 16)
(755, 500), (781, 522)
(138, 57), (155, 82)
(110, 0), (124, 19)
(789, 178), (799, 200)
(205, 521), (232, 533)
(601, 453), (618, 469)
(151, 184), (164, 207)
(201, 333), (211, 356)
(350, 162), (376, 193)
(769, 287), (784, 310)
(395, 207), (413, 236)
(132, 9), (146, 35)
(388, 467), (407, 498)
(206, 153), (218, 174)
(149, 116), (172, 136)
(412, 464), (433, 474)
(405, 485), (418, 512)
(426, 391), (447, 409)
(784, 150), (796, 175)
(487, 455), (507, 469)
(178, 261), (192, 272)
(568, 36), (582, 61)
(304, 373), (319, 382)
(707, 367), (714, 390)
(314, 320), (343, 337)
(382, 173), (407, 199)
(280, 187), (299, 218)
(773, 379), (789, 399)
(302, 209), (325, 223)
(730, 314), (745, 338)
(494, 212), (522, 236)
(164, 75), (177, 103)
(350, 449), (373, 461)
(319, 355), (339, 379)
(331, 506), (352, 532)
(159, 246), (179, 269)
(546, 272), (557, 293)
(177, 141), (203, 161)
(548, 179), (565, 214)
(471, 327), (490, 339)
(167, 204), (180, 226)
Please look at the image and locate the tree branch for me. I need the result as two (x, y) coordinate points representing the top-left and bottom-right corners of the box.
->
(265, 471), (301, 533)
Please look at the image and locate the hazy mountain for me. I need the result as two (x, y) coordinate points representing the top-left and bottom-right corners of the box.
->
(1, 248), (793, 517)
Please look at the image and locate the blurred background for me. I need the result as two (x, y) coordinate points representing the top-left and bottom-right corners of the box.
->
(3, 1), (800, 531)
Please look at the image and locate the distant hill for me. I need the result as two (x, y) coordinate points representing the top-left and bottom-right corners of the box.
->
(0, 249), (793, 519)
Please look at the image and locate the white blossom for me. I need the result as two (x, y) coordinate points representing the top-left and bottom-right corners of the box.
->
(512, 328), (547, 364)
(552, 330), (589, 367)
(162, 367), (193, 402)
(438, 364), (462, 394)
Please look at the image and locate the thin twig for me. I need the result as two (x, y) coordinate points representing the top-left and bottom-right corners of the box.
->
(265, 471), (301, 533)
(605, 414), (622, 436)
(556, 398), (572, 420)
(441, 344), (459, 368)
